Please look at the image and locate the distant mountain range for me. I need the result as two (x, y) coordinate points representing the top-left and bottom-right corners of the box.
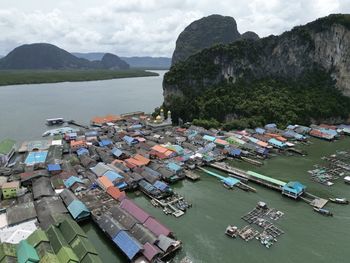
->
(73, 52), (171, 69)
(0, 43), (129, 70)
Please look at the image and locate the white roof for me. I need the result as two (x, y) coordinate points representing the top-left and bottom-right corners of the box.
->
(51, 140), (62, 146)
(0, 219), (37, 244)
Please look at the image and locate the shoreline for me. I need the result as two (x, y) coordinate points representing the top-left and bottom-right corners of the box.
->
(0, 69), (159, 87)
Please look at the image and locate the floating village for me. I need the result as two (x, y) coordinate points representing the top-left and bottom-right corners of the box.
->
(0, 109), (350, 262)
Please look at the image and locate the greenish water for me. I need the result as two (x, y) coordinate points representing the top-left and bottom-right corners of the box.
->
(1, 74), (349, 262)
(83, 137), (350, 263)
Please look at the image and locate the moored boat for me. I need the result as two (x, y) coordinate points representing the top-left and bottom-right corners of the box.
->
(225, 225), (239, 238)
(329, 198), (349, 204)
(313, 207), (333, 216)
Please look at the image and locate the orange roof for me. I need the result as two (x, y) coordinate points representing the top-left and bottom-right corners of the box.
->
(70, 140), (86, 147)
(257, 141), (269, 147)
(134, 154), (150, 165)
(276, 136), (287, 142)
(107, 186), (125, 200)
(151, 145), (168, 153)
(98, 176), (114, 189)
(91, 114), (123, 124)
(215, 139), (229, 145)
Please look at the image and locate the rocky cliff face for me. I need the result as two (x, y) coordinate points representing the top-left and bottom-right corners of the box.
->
(171, 14), (259, 65)
(164, 14), (350, 100)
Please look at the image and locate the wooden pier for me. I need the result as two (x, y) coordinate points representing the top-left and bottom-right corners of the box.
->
(184, 170), (201, 181)
(67, 120), (89, 129)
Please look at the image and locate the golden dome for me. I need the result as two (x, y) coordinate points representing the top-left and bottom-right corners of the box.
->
(160, 109), (164, 112)
(156, 115), (162, 120)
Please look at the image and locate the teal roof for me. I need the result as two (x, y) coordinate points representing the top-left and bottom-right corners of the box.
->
(67, 200), (90, 220)
(17, 240), (40, 263)
(247, 171), (286, 187)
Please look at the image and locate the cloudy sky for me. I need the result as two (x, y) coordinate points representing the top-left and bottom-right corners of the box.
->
(0, 0), (349, 57)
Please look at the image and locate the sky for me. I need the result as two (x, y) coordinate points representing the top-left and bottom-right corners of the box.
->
(0, 0), (349, 57)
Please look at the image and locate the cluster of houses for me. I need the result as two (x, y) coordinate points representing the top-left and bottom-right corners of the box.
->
(0, 110), (349, 262)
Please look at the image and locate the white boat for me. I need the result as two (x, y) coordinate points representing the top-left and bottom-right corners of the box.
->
(344, 176), (350, 184)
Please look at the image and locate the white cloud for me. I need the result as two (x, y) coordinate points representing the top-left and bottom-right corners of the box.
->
(0, 0), (349, 56)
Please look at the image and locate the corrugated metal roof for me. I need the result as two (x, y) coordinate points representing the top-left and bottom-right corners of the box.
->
(80, 253), (103, 263)
(58, 218), (87, 244)
(64, 176), (83, 188)
(56, 246), (79, 263)
(130, 223), (158, 245)
(247, 171), (286, 187)
(110, 206), (138, 230)
(59, 189), (77, 207)
(70, 236), (98, 261)
(112, 230), (142, 260)
(6, 202), (37, 226)
(33, 177), (55, 200)
(46, 226), (68, 254)
(17, 240), (40, 263)
(39, 252), (60, 263)
(143, 217), (171, 237)
(67, 200), (90, 220)
(120, 199), (150, 223)
(142, 242), (162, 261)
(103, 170), (123, 182)
(157, 234), (177, 252)
(96, 214), (126, 238)
(0, 243), (17, 259)
(27, 230), (49, 248)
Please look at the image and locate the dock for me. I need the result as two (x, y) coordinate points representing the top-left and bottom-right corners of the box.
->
(67, 120), (89, 129)
(209, 162), (329, 210)
(184, 170), (201, 181)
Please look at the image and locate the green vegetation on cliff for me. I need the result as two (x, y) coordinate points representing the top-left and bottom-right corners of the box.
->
(165, 71), (350, 129)
(0, 69), (158, 86)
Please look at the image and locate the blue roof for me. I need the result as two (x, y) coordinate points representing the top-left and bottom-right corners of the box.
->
(203, 135), (216, 142)
(66, 132), (77, 137)
(64, 176), (83, 188)
(153, 180), (169, 191)
(85, 131), (98, 137)
(104, 170), (123, 182)
(282, 181), (306, 194)
(166, 162), (182, 172)
(67, 199), (90, 220)
(265, 123), (277, 129)
(255, 128), (265, 134)
(99, 139), (113, 147)
(112, 148), (123, 157)
(17, 240), (40, 263)
(116, 182), (128, 189)
(229, 148), (241, 156)
(112, 230), (142, 260)
(47, 164), (61, 171)
(129, 124), (142, 130)
(123, 135), (138, 145)
(222, 177), (240, 187)
(76, 147), (89, 156)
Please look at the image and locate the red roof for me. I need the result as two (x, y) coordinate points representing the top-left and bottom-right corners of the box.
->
(120, 199), (150, 223)
(143, 216), (171, 237)
(142, 242), (162, 261)
(98, 176), (113, 190)
(125, 154), (150, 167)
(107, 186), (125, 200)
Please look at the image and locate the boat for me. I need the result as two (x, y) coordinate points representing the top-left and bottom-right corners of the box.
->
(225, 225), (239, 238)
(344, 176), (350, 184)
(329, 198), (349, 204)
(313, 207), (333, 216)
(46, 118), (64, 126)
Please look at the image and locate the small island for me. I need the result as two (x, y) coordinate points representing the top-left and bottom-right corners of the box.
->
(0, 69), (159, 86)
(0, 43), (159, 86)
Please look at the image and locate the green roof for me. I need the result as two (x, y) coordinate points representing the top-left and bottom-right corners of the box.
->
(34, 242), (54, 259)
(247, 171), (286, 187)
(56, 247), (79, 263)
(46, 226), (69, 254)
(0, 243), (17, 260)
(17, 240), (40, 263)
(0, 139), (15, 155)
(27, 230), (49, 248)
(70, 236), (97, 261)
(0, 256), (17, 263)
(39, 253), (60, 263)
(81, 253), (103, 263)
(58, 219), (87, 244)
